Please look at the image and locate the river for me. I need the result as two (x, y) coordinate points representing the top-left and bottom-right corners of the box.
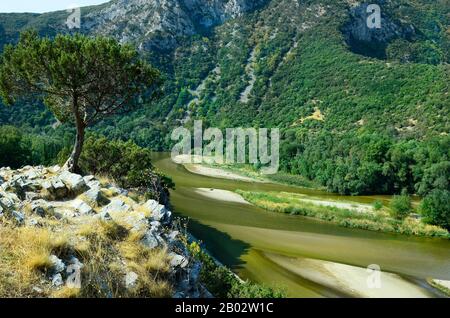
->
(151, 153), (450, 298)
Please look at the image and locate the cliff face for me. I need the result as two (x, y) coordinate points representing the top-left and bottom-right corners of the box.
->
(83, 0), (267, 50)
(342, 2), (417, 58)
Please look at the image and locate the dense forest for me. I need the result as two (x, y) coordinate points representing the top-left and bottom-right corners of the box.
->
(0, 0), (449, 207)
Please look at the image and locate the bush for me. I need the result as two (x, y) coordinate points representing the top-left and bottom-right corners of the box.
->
(67, 135), (174, 205)
(389, 192), (412, 220)
(372, 200), (383, 211)
(0, 125), (31, 168)
(420, 190), (450, 230)
(188, 242), (285, 298)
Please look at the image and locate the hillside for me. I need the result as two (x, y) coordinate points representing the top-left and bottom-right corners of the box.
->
(0, 0), (449, 196)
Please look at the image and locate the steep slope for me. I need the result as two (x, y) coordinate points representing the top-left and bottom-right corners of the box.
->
(0, 0), (449, 195)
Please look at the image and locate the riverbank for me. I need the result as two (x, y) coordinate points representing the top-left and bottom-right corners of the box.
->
(237, 191), (449, 238)
(152, 153), (450, 298)
(265, 252), (432, 298)
(173, 155), (318, 188)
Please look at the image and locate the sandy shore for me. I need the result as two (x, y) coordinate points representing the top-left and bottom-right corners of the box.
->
(295, 197), (373, 213)
(194, 188), (250, 205)
(172, 155), (263, 182)
(265, 253), (432, 298)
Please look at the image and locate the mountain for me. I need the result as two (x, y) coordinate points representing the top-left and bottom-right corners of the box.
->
(0, 0), (449, 196)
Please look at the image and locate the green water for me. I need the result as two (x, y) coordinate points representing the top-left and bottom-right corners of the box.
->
(152, 153), (450, 297)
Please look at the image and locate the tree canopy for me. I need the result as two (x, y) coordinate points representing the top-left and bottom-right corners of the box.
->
(0, 31), (162, 172)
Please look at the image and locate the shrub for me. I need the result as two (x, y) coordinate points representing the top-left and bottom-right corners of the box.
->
(188, 242), (284, 298)
(420, 190), (450, 230)
(389, 192), (412, 220)
(68, 135), (174, 205)
(372, 200), (383, 211)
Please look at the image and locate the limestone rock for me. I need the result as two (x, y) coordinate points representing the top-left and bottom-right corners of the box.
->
(59, 171), (87, 194)
(71, 199), (94, 215)
(49, 255), (66, 274)
(51, 273), (64, 287)
(101, 198), (131, 214)
(125, 271), (139, 289)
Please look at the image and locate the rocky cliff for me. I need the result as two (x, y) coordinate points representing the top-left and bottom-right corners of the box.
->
(83, 0), (267, 50)
(0, 165), (209, 298)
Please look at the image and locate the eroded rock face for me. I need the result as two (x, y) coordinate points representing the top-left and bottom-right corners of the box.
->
(342, 2), (416, 58)
(0, 165), (210, 298)
(83, 0), (267, 50)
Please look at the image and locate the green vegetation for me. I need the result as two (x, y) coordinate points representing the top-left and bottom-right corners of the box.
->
(372, 200), (383, 211)
(0, 125), (64, 168)
(77, 136), (174, 205)
(0, 0), (448, 200)
(420, 190), (450, 230)
(237, 190), (449, 238)
(188, 241), (285, 298)
(0, 31), (161, 172)
(389, 191), (413, 220)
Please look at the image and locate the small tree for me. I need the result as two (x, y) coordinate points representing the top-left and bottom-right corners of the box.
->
(420, 190), (450, 230)
(0, 31), (161, 172)
(389, 191), (412, 220)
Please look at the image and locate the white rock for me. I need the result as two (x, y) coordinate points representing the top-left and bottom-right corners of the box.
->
(49, 255), (66, 274)
(125, 271), (139, 289)
(169, 253), (189, 268)
(31, 200), (51, 217)
(101, 198), (131, 214)
(12, 211), (25, 225)
(83, 175), (95, 183)
(99, 211), (113, 221)
(71, 199), (94, 215)
(141, 230), (162, 249)
(59, 171), (87, 193)
(51, 273), (64, 287)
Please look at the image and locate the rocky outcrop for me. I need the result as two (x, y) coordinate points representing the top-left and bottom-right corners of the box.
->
(83, 0), (267, 50)
(342, 2), (416, 58)
(0, 165), (210, 298)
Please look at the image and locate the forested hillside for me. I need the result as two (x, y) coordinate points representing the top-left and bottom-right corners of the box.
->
(0, 0), (449, 197)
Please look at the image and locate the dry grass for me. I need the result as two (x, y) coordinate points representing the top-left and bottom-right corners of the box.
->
(74, 220), (173, 298)
(0, 226), (71, 297)
(0, 217), (174, 298)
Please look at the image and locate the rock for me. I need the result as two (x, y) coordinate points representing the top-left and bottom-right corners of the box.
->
(125, 271), (139, 289)
(59, 170), (87, 194)
(141, 230), (163, 249)
(27, 218), (42, 227)
(143, 200), (172, 224)
(167, 230), (179, 242)
(84, 187), (109, 206)
(25, 192), (40, 201)
(99, 211), (113, 221)
(150, 221), (161, 231)
(0, 193), (18, 209)
(68, 256), (84, 269)
(49, 165), (61, 173)
(32, 286), (44, 294)
(83, 175), (95, 183)
(51, 273), (64, 287)
(169, 253), (189, 268)
(71, 199), (94, 215)
(11, 211), (25, 225)
(189, 262), (202, 282)
(101, 198), (131, 214)
(49, 255), (66, 274)
(43, 178), (68, 199)
(30, 200), (53, 217)
(87, 180), (101, 190)
(52, 179), (67, 197)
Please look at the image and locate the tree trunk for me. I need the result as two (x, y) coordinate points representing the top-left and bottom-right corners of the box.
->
(65, 96), (85, 173)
